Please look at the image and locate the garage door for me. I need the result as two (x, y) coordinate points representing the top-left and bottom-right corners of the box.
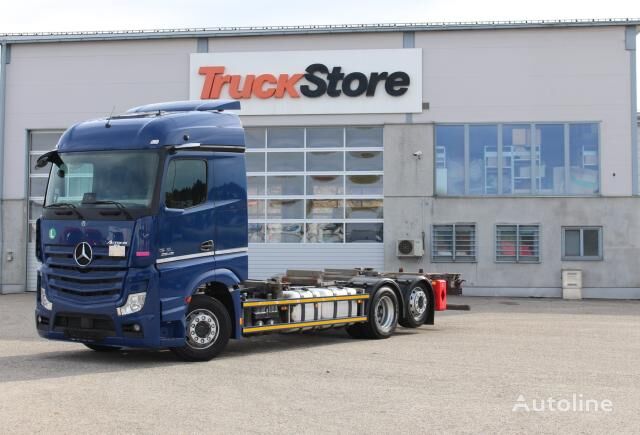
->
(26, 131), (64, 292)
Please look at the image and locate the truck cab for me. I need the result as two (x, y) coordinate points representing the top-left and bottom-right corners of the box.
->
(35, 100), (443, 361)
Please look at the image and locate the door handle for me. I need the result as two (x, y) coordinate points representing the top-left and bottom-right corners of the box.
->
(200, 240), (214, 252)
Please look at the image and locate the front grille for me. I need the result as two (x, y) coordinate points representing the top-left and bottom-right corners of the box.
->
(44, 245), (127, 300)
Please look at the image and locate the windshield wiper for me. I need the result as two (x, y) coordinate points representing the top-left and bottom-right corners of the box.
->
(82, 200), (133, 220)
(44, 202), (85, 220)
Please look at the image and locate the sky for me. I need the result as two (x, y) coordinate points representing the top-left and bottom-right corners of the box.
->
(0, 0), (639, 102)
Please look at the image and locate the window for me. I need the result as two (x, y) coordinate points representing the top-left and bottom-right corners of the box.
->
(435, 123), (599, 196)
(563, 227), (602, 260)
(164, 159), (207, 209)
(246, 126), (383, 244)
(496, 225), (540, 263)
(431, 224), (476, 262)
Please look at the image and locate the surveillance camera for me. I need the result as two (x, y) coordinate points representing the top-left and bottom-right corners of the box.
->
(412, 151), (423, 159)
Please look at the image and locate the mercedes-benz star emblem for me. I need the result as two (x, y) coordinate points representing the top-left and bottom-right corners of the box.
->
(74, 242), (93, 267)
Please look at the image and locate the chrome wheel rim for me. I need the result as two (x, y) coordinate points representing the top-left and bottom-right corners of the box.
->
(186, 309), (219, 349)
(408, 287), (428, 320)
(374, 294), (396, 333)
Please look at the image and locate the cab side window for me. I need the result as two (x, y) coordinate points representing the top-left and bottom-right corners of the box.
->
(164, 159), (207, 209)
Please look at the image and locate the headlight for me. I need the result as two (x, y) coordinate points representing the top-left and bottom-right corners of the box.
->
(40, 287), (53, 311)
(117, 292), (146, 316)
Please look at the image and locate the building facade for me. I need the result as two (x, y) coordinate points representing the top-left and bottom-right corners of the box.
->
(0, 20), (639, 298)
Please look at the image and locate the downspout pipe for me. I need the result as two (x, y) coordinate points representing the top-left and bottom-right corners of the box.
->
(0, 42), (7, 293)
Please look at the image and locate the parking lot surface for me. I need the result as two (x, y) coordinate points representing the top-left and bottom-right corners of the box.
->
(1, 293), (639, 434)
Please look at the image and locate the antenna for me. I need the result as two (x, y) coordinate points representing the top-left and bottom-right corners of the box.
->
(105, 106), (116, 128)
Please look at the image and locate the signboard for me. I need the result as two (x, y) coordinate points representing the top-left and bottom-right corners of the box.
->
(189, 49), (422, 115)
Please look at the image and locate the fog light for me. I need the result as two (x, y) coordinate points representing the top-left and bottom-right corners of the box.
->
(37, 315), (42, 323)
(132, 323), (141, 332)
(40, 287), (53, 311)
(116, 292), (146, 316)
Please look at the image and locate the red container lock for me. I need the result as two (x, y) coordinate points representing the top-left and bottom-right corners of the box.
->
(434, 279), (447, 311)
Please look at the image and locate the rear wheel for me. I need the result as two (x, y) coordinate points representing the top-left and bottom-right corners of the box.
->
(399, 283), (430, 328)
(171, 295), (231, 362)
(84, 344), (121, 352)
(360, 287), (399, 339)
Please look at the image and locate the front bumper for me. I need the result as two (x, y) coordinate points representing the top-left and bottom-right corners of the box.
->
(35, 293), (185, 349)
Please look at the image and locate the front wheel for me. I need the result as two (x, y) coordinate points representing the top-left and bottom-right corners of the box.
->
(360, 286), (399, 339)
(171, 295), (231, 362)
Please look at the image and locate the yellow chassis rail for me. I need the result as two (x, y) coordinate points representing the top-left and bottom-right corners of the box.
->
(243, 316), (368, 334)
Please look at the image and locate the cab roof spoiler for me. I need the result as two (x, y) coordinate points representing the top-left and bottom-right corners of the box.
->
(126, 100), (241, 114)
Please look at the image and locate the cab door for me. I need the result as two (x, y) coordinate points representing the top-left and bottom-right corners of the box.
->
(157, 157), (215, 267)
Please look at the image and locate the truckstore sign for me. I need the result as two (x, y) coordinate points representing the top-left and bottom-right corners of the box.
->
(189, 49), (422, 115)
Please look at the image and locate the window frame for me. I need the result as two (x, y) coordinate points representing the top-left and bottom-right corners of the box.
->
(495, 224), (541, 264)
(163, 158), (208, 210)
(431, 223), (477, 263)
(562, 226), (603, 261)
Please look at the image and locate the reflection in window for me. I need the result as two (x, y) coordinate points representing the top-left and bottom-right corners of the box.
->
(569, 124), (599, 194)
(308, 151), (343, 171)
(267, 223), (304, 243)
(502, 124), (531, 194)
(247, 176), (265, 196)
(248, 223), (265, 242)
(245, 128), (266, 149)
(268, 128), (304, 148)
(346, 223), (383, 243)
(248, 200), (265, 219)
(267, 152), (304, 172)
(267, 176), (304, 195)
(345, 199), (383, 219)
(435, 125), (464, 195)
(307, 175), (343, 195)
(246, 152), (265, 172)
(346, 151), (383, 171)
(346, 127), (383, 147)
(307, 199), (343, 219)
(537, 124), (565, 194)
(308, 127), (343, 148)
(306, 223), (344, 243)
(469, 125), (497, 195)
(267, 199), (304, 219)
(346, 175), (383, 195)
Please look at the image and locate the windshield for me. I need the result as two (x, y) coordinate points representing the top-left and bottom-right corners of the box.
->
(44, 151), (159, 208)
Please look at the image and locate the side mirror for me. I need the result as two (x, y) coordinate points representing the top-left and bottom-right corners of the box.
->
(35, 150), (63, 168)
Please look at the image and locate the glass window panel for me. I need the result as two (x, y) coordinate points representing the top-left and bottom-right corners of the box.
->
(469, 125), (498, 195)
(435, 125), (464, 195)
(267, 223), (304, 243)
(245, 127), (266, 149)
(432, 225), (454, 260)
(247, 176), (265, 196)
(583, 229), (600, 257)
(30, 131), (63, 152)
(455, 225), (476, 260)
(306, 223), (344, 243)
(564, 229), (581, 257)
(518, 226), (539, 262)
(267, 176), (304, 195)
(248, 223), (265, 243)
(346, 127), (383, 148)
(307, 127), (343, 148)
(502, 124), (532, 194)
(306, 199), (343, 219)
(267, 152), (304, 172)
(345, 199), (383, 219)
(246, 152), (265, 172)
(537, 124), (565, 195)
(267, 199), (304, 219)
(346, 223), (383, 243)
(29, 177), (48, 197)
(307, 175), (344, 195)
(29, 199), (44, 221)
(267, 128), (304, 148)
(569, 124), (599, 194)
(308, 151), (344, 171)
(496, 225), (518, 262)
(164, 160), (207, 209)
(346, 151), (382, 171)
(346, 175), (382, 195)
(248, 200), (265, 219)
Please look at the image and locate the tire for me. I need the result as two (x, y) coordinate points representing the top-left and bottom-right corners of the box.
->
(171, 295), (231, 362)
(84, 344), (122, 352)
(399, 283), (431, 328)
(360, 286), (399, 339)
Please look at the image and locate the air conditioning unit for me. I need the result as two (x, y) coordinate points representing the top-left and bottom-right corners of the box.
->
(396, 239), (424, 257)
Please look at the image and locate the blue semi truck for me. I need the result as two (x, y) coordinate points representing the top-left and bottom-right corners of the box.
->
(34, 100), (449, 361)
